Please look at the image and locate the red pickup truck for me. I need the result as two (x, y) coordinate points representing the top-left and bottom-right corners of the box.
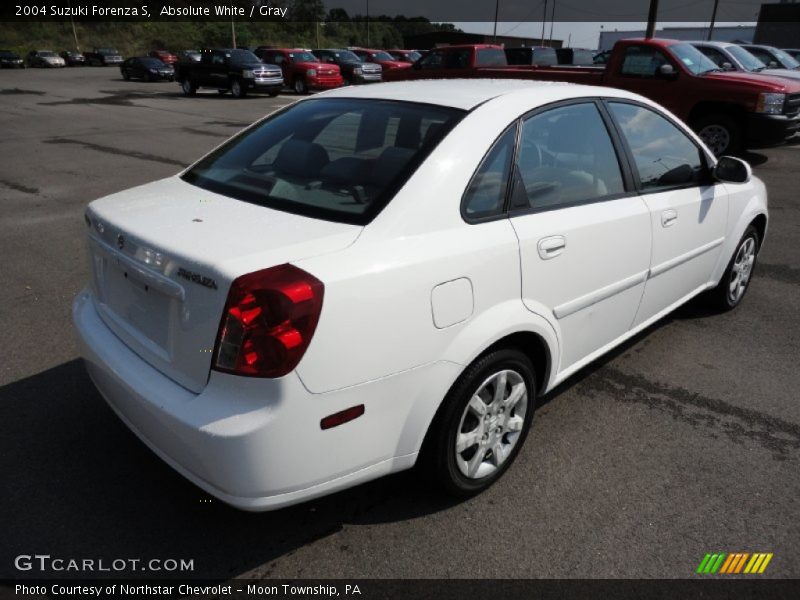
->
(386, 39), (800, 155)
(256, 48), (343, 94)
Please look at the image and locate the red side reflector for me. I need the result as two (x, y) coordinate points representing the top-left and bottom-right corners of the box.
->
(320, 405), (365, 430)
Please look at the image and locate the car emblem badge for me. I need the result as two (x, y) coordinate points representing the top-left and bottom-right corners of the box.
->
(117, 234), (125, 250)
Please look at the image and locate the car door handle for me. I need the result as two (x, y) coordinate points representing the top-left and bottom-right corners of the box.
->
(537, 235), (566, 260)
(661, 209), (678, 227)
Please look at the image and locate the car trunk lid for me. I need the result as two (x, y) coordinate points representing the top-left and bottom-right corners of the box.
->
(85, 176), (361, 393)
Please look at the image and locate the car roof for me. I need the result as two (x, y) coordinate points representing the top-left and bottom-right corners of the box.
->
(691, 40), (735, 48)
(316, 79), (631, 111)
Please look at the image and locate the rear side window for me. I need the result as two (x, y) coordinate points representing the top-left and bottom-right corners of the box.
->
(609, 102), (706, 189)
(513, 103), (625, 210)
(462, 125), (516, 220)
(183, 99), (464, 225)
(475, 48), (507, 67)
(532, 48), (557, 66)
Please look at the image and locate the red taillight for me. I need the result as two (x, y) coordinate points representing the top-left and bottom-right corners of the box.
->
(213, 264), (324, 378)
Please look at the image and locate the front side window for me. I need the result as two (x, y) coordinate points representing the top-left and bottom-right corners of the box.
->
(446, 49), (472, 69)
(183, 99), (464, 225)
(419, 50), (444, 69)
(620, 46), (669, 77)
(609, 102), (706, 190)
(745, 47), (775, 67)
(462, 126), (516, 219)
(697, 46), (727, 68)
(512, 103), (625, 210)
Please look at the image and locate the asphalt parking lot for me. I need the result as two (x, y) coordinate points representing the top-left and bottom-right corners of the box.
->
(1, 66), (799, 580)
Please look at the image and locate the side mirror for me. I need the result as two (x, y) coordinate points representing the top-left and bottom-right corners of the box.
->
(657, 163), (694, 186)
(658, 63), (676, 78)
(713, 156), (751, 184)
(722, 61), (734, 71)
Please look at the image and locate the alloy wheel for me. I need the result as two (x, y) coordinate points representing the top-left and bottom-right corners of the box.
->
(455, 369), (528, 479)
(728, 236), (756, 304)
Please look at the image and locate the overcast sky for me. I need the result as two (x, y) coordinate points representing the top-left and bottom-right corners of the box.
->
(451, 21), (756, 49)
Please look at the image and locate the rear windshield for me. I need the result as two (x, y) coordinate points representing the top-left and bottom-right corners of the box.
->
(39, 51), (57, 57)
(371, 51), (395, 61)
(140, 57), (166, 67)
(182, 98), (465, 225)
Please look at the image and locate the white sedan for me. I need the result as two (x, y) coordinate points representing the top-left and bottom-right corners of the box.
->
(73, 80), (767, 510)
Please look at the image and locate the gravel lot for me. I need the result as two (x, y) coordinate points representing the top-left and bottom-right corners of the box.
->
(1, 66), (798, 580)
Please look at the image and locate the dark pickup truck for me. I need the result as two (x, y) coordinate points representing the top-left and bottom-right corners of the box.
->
(386, 38), (800, 155)
(175, 48), (283, 98)
(84, 48), (123, 66)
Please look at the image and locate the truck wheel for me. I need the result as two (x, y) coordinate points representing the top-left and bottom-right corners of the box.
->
(122, 70), (130, 81)
(294, 77), (308, 95)
(421, 348), (536, 497)
(230, 78), (247, 98)
(181, 78), (197, 96)
(692, 114), (741, 156)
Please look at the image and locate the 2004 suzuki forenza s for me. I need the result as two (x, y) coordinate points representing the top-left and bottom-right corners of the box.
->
(73, 80), (767, 510)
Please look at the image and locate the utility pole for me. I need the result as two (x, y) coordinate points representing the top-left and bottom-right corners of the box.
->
(68, 0), (79, 51)
(493, 0), (500, 43)
(707, 0), (720, 41)
(316, 21), (321, 49)
(366, 0), (370, 46)
(541, 0), (548, 46)
(645, 0), (659, 38)
(549, 0), (556, 45)
(231, 16), (237, 48)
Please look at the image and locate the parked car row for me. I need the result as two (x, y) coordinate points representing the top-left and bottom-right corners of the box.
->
(382, 39), (800, 156)
(172, 46), (424, 97)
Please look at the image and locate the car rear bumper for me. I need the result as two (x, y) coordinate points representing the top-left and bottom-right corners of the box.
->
(73, 289), (455, 510)
(746, 112), (800, 146)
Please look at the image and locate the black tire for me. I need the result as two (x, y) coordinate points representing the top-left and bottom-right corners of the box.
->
(342, 76), (351, 87)
(230, 78), (247, 98)
(180, 78), (197, 96)
(122, 70), (129, 80)
(144, 72), (153, 82)
(705, 225), (760, 312)
(294, 77), (308, 95)
(692, 113), (742, 157)
(268, 90), (280, 97)
(421, 348), (537, 497)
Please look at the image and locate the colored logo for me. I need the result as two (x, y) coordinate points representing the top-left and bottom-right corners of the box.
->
(696, 552), (773, 574)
